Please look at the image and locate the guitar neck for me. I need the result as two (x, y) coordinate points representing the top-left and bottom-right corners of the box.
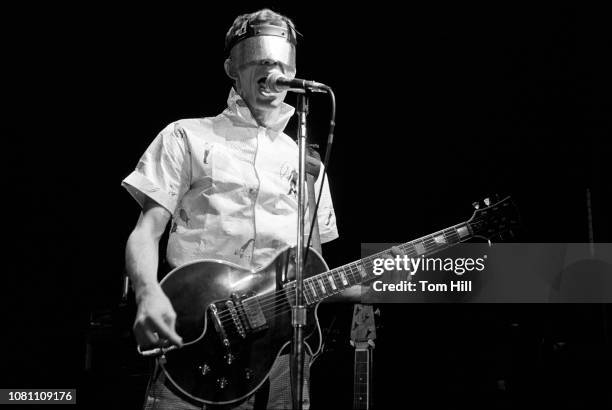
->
(296, 221), (473, 305)
(353, 343), (373, 410)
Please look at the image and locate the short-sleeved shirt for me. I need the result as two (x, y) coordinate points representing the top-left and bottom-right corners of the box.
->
(122, 88), (338, 269)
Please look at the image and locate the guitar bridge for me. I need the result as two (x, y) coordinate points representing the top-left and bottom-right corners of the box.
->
(209, 303), (238, 366)
(225, 300), (246, 338)
(209, 304), (231, 348)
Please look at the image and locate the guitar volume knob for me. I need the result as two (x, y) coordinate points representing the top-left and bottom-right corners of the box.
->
(225, 353), (235, 365)
(217, 377), (229, 389)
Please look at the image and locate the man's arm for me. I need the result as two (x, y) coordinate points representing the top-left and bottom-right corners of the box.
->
(125, 198), (183, 348)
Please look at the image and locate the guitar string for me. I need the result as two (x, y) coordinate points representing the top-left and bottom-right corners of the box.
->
(214, 227), (464, 320)
(214, 226), (477, 325)
(216, 249), (465, 328)
(214, 212), (510, 324)
(215, 230), (471, 325)
(213, 221), (499, 325)
(213, 207), (510, 322)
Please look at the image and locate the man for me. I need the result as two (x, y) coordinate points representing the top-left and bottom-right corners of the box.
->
(123, 9), (339, 409)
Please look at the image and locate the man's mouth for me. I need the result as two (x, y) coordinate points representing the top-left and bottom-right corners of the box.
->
(257, 76), (276, 97)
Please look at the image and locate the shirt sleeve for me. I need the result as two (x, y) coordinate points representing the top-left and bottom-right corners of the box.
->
(313, 163), (339, 243)
(121, 122), (191, 214)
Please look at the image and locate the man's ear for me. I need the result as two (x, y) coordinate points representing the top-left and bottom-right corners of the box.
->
(224, 58), (238, 80)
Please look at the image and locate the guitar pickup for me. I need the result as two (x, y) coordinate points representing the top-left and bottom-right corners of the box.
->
(241, 297), (268, 330)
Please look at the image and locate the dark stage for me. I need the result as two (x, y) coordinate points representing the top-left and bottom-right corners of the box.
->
(5, 3), (611, 409)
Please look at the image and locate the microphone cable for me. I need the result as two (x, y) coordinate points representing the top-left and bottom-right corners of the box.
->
(303, 86), (336, 266)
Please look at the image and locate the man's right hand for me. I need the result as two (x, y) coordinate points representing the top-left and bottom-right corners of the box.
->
(133, 284), (183, 349)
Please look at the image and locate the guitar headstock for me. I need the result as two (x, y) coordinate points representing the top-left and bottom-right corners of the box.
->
(467, 195), (520, 241)
(350, 304), (378, 348)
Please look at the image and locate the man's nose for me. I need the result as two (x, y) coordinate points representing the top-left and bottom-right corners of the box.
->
(259, 59), (283, 72)
(260, 58), (278, 66)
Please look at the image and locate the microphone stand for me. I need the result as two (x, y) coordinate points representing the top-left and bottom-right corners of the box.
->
(291, 89), (309, 410)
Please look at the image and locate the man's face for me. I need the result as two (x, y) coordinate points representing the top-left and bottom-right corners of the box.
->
(233, 58), (295, 113)
(226, 34), (297, 120)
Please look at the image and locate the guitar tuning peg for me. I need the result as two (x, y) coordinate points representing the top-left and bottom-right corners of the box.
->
(472, 201), (480, 210)
(483, 197), (491, 206)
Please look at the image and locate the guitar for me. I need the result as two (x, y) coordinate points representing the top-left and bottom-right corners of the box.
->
(141, 196), (519, 404)
(350, 304), (378, 410)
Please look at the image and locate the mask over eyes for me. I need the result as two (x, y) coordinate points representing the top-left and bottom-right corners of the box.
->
(227, 22), (297, 75)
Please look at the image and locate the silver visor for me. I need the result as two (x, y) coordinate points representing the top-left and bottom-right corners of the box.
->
(230, 36), (296, 73)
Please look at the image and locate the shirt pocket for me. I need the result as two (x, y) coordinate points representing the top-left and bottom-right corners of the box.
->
(209, 143), (256, 196)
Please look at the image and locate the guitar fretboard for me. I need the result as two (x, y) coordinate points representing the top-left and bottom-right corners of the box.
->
(353, 348), (372, 409)
(287, 222), (472, 305)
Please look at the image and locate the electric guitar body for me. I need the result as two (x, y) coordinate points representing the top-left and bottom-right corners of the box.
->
(159, 247), (327, 405)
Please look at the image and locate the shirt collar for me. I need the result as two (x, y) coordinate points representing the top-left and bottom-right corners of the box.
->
(222, 88), (295, 134)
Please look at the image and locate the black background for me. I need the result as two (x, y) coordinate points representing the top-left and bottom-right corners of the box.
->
(5, 2), (611, 409)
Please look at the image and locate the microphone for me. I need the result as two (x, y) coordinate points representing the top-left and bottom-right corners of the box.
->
(265, 72), (329, 93)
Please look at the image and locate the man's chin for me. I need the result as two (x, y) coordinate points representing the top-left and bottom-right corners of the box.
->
(254, 96), (282, 109)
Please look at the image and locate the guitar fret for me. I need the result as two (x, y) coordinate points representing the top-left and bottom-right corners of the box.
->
(425, 236), (436, 248)
(308, 280), (318, 301)
(305, 281), (315, 305)
(425, 237), (438, 251)
(339, 270), (349, 286)
(357, 263), (368, 279)
(327, 274), (337, 290)
(330, 271), (342, 291)
(433, 233), (446, 244)
(305, 291), (313, 305)
(443, 228), (454, 240)
(445, 228), (458, 242)
(348, 266), (360, 285)
(401, 243), (416, 257)
(414, 242), (426, 255)
(298, 284), (309, 305)
(456, 224), (469, 238)
(318, 278), (327, 295)
(344, 265), (353, 281)
(345, 264), (355, 279)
